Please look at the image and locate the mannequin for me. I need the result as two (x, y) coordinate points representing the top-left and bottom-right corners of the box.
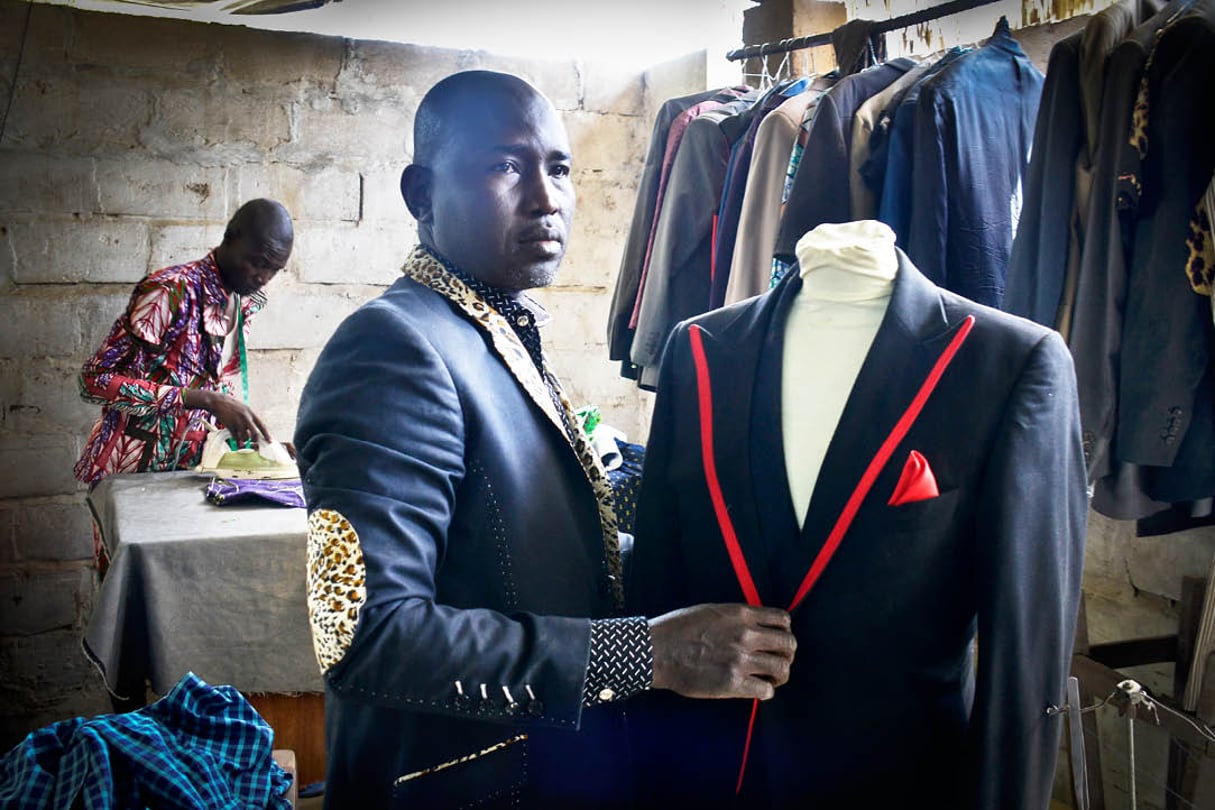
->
(783, 220), (896, 521)
(627, 222), (1087, 810)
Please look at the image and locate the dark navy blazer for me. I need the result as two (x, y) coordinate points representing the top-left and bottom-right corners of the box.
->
(628, 251), (1087, 810)
(295, 249), (630, 809)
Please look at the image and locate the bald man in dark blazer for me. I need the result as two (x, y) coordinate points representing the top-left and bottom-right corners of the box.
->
(295, 70), (796, 809)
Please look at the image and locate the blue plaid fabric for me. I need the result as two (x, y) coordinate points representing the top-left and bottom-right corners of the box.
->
(0, 672), (292, 809)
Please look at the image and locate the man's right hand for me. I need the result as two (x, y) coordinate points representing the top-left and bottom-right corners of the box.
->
(183, 389), (272, 446)
(649, 603), (796, 701)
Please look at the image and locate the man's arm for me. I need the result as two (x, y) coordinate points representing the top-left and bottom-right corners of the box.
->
(297, 300), (605, 728)
(78, 283), (191, 417)
(180, 388), (270, 445)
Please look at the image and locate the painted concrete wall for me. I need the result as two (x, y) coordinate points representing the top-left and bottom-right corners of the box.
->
(0, 0), (708, 744)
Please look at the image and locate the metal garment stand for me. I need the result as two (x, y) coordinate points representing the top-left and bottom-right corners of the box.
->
(1071, 580), (1215, 809)
(725, 0), (1007, 62)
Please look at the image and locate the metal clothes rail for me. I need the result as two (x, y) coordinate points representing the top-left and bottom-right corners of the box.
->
(725, 0), (1007, 61)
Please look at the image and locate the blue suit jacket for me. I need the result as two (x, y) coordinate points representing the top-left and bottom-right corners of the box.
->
(295, 247), (630, 809)
(627, 251), (1087, 810)
(902, 19), (1044, 308)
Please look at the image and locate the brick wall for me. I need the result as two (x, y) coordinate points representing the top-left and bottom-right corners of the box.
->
(0, 0), (707, 744)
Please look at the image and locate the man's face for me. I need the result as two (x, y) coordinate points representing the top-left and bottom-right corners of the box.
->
(217, 235), (291, 297)
(426, 92), (575, 292)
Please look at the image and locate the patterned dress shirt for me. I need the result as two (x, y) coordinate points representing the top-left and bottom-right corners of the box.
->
(74, 252), (265, 487)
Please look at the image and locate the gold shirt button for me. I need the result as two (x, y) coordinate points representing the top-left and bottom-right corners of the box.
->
(598, 688), (615, 702)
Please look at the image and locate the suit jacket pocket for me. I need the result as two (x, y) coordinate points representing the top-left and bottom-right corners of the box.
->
(390, 733), (528, 810)
(884, 487), (960, 533)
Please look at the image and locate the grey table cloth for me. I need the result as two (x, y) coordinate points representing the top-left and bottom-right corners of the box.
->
(83, 471), (322, 700)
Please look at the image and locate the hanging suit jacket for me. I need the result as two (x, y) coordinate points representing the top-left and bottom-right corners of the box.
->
(1004, 0), (1165, 336)
(1002, 29), (1085, 328)
(849, 59), (935, 222)
(1115, 0), (1215, 507)
(294, 248), (631, 809)
(630, 95), (759, 389)
(609, 87), (749, 377)
(1064, 0), (1191, 513)
(903, 18), (1043, 308)
(627, 250), (1087, 810)
(709, 78), (811, 310)
(773, 59), (916, 263)
(724, 77), (838, 305)
(874, 46), (972, 249)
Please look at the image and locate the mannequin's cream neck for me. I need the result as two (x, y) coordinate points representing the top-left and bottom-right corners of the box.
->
(782, 220), (897, 521)
(795, 220), (897, 303)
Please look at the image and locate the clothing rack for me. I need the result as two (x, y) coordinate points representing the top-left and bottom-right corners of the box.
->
(725, 0), (1007, 62)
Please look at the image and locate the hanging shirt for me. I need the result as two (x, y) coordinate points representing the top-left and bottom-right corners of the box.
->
(73, 252), (264, 486)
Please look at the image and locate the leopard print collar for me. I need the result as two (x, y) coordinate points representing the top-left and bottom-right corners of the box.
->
(402, 246), (624, 608)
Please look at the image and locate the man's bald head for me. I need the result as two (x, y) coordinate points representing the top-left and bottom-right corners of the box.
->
(225, 198), (293, 246)
(412, 71), (549, 169)
(401, 70), (575, 292)
(215, 198), (294, 296)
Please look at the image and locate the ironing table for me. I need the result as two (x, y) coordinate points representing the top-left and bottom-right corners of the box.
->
(82, 470), (326, 783)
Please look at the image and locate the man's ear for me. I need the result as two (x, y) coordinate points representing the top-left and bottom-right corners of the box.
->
(401, 165), (433, 225)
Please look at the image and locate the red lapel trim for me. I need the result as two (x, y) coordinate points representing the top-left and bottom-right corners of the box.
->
(688, 324), (761, 608)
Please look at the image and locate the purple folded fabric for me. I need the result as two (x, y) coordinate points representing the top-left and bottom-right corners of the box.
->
(205, 477), (305, 508)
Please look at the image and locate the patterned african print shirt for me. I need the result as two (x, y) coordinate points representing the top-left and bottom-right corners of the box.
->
(73, 252), (265, 487)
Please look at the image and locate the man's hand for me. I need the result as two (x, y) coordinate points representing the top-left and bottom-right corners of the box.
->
(649, 604), (796, 701)
(184, 389), (272, 445)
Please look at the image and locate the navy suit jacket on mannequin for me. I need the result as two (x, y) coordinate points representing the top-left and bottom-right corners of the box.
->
(627, 251), (1087, 809)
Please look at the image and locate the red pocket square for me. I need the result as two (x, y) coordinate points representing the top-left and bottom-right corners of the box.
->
(888, 450), (940, 506)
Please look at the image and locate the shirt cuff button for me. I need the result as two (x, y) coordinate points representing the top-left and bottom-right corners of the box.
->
(598, 688), (615, 702)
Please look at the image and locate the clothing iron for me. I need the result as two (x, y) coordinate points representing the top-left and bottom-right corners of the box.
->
(197, 426), (298, 479)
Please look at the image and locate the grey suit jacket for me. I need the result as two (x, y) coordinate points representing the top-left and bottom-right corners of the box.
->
(1066, 0), (1188, 494)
